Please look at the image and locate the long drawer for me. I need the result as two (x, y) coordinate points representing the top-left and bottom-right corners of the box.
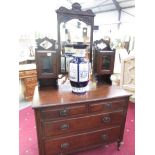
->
(19, 70), (37, 78)
(42, 110), (123, 137)
(44, 126), (120, 155)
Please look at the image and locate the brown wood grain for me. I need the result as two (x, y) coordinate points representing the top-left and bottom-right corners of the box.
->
(32, 84), (130, 155)
(32, 83), (130, 108)
(44, 126), (120, 155)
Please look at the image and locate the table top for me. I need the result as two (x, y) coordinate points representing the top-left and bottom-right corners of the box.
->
(32, 82), (131, 108)
(19, 63), (36, 71)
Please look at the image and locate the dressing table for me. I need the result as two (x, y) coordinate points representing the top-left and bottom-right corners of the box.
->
(32, 82), (130, 155)
(32, 3), (131, 155)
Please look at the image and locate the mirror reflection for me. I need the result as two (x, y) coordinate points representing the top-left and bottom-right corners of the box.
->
(42, 56), (53, 73)
(102, 56), (111, 70)
(60, 19), (91, 73)
(60, 19), (90, 44)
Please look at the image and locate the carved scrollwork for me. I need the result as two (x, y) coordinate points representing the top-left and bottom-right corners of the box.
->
(58, 14), (93, 25)
(125, 59), (135, 85)
(72, 3), (81, 11)
(120, 56), (135, 92)
(56, 2), (95, 67)
(35, 37), (57, 51)
(94, 39), (112, 51)
(56, 3), (95, 25)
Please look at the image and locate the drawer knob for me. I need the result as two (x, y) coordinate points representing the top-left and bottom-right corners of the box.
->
(61, 142), (70, 149)
(101, 134), (108, 141)
(60, 124), (69, 130)
(102, 116), (111, 123)
(104, 103), (112, 109)
(59, 109), (69, 117)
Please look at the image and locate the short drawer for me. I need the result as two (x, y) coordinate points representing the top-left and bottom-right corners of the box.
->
(43, 110), (123, 137)
(90, 100), (126, 113)
(19, 71), (25, 78)
(24, 77), (37, 84)
(24, 88), (35, 97)
(41, 104), (87, 120)
(44, 126), (120, 155)
(24, 70), (37, 76)
(24, 84), (37, 96)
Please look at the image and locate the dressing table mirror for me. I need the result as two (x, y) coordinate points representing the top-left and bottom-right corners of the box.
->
(56, 3), (95, 74)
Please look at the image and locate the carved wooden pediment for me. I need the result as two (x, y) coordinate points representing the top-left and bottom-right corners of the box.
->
(56, 3), (94, 16)
(94, 39), (112, 51)
(35, 37), (57, 51)
(56, 3), (95, 25)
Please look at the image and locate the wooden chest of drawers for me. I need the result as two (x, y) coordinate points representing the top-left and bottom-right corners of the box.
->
(32, 84), (130, 155)
(19, 64), (38, 101)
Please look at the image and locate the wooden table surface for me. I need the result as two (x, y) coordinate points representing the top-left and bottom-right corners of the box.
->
(19, 63), (36, 71)
(32, 82), (131, 108)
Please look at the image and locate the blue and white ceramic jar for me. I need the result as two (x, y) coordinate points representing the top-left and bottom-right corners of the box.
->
(69, 51), (90, 94)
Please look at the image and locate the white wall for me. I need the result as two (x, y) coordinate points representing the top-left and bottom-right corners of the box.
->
(18, 0), (70, 61)
(94, 8), (135, 74)
(120, 8), (135, 36)
(94, 8), (135, 41)
(18, 0), (71, 39)
(19, 1), (135, 39)
(19, 0), (135, 40)
(18, 1), (135, 64)
(94, 10), (119, 40)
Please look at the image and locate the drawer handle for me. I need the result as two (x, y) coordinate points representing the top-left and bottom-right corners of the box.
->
(60, 124), (69, 130)
(61, 142), (70, 149)
(104, 103), (112, 109)
(102, 116), (111, 123)
(101, 134), (108, 141)
(59, 109), (69, 117)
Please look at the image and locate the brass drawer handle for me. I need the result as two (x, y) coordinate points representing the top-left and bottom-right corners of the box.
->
(104, 103), (112, 109)
(61, 142), (70, 149)
(101, 134), (108, 141)
(59, 109), (69, 117)
(60, 124), (69, 130)
(102, 116), (111, 123)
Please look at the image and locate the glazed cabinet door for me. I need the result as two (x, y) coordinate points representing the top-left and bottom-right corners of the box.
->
(97, 51), (115, 74)
(36, 52), (57, 78)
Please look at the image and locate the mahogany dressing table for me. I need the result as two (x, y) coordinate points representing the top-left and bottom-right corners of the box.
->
(32, 3), (131, 154)
(32, 82), (131, 155)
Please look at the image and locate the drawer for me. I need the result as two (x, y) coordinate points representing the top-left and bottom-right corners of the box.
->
(19, 71), (25, 78)
(24, 77), (37, 84)
(41, 104), (87, 120)
(43, 111), (123, 137)
(24, 88), (35, 97)
(25, 83), (37, 91)
(24, 70), (37, 76)
(90, 100), (126, 113)
(24, 84), (36, 96)
(44, 126), (120, 155)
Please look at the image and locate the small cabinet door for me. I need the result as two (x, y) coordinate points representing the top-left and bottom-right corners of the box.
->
(97, 51), (115, 74)
(36, 52), (57, 78)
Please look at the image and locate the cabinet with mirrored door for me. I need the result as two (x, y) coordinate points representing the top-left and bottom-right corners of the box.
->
(35, 37), (58, 87)
(93, 39), (115, 84)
